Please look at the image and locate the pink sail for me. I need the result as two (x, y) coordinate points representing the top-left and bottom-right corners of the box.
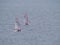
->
(24, 12), (30, 25)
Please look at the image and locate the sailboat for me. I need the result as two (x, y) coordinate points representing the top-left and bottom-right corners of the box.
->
(14, 17), (21, 32)
(24, 12), (30, 25)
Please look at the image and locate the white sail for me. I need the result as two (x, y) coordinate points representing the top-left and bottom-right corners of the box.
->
(15, 23), (18, 30)
(14, 23), (18, 32)
(14, 17), (21, 32)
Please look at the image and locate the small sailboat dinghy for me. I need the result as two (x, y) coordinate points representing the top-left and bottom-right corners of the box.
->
(24, 12), (30, 25)
(14, 17), (21, 32)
